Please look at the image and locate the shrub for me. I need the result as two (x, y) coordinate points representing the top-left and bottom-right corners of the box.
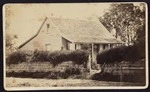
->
(64, 67), (81, 75)
(91, 72), (120, 82)
(32, 50), (49, 61)
(97, 45), (143, 64)
(6, 50), (89, 66)
(6, 68), (82, 79)
(91, 70), (145, 83)
(134, 42), (145, 59)
(38, 50), (88, 66)
(32, 50), (89, 66)
(6, 50), (32, 65)
(69, 50), (89, 65)
(48, 50), (71, 66)
(91, 62), (100, 70)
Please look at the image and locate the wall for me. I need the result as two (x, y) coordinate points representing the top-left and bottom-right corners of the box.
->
(62, 38), (70, 50)
(19, 19), (62, 51)
(70, 43), (75, 50)
(76, 44), (81, 49)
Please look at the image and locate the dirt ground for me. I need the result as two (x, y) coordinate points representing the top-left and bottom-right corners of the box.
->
(5, 77), (144, 87)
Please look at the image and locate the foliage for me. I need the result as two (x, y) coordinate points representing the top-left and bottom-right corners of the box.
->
(32, 50), (88, 66)
(69, 50), (89, 65)
(6, 50), (32, 65)
(134, 24), (145, 47)
(91, 71), (145, 83)
(6, 34), (17, 50)
(97, 45), (144, 64)
(81, 44), (91, 50)
(100, 3), (145, 45)
(6, 67), (82, 79)
(32, 50), (50, 61)
(91, 72), (120, 82)
(64, 67), (81, 75)
(5, 34), (18, 57)
(91, 60), (145, 83)
(7, 71), (63, 79)
(6, 50), (89, 66)
(6, 34), (13, 49)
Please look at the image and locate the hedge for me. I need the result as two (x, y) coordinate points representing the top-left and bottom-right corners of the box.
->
(6, 50), (33, 65)
(91, 71), (145, 83)
(6, 67), (82, 79)
(97, 45), (145, 64)
(6, 50), (89, 66)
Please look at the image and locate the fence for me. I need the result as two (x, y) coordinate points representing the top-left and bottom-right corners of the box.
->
(6, 61), (85, 73)
(102, 60), (145, 83)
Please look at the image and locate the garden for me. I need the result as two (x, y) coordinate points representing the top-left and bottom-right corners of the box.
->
(6, 44), (146, 87)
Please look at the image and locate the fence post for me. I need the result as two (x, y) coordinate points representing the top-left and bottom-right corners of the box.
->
(27, 52), (34, 72)
(120, 65), (123, 82)
(87, 54), (91, 73)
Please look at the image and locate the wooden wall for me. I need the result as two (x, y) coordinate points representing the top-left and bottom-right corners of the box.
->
(19, 19), (62, 51)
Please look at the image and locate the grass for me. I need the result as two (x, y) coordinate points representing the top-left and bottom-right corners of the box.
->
(5, 77), (145, 87)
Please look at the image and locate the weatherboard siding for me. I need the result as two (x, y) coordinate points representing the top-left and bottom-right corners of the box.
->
(19, 18), (62, 51)
(70, 43), (75, 50)
(62, 38), (70, 50)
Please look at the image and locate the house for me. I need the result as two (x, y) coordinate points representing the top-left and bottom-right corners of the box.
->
(18, 17), (123, 64)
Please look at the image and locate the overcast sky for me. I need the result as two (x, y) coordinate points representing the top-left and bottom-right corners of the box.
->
(4, 3), (112, 46)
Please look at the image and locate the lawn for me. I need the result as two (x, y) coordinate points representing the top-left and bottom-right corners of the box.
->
(5, 77), (144, 87)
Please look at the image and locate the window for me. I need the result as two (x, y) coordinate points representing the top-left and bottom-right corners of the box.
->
(46, 23), (50, 33)
(45, 44), (51, 51)
(47, 23), (50, 28)
(103, 44), (106, 50)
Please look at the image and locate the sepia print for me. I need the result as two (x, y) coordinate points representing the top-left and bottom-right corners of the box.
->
(3, 2), (148, 90)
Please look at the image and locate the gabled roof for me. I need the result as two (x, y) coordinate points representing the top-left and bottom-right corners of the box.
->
(18, 17), (48, 49)
(50, 17), (123, 44)
(18, 17), (123, 49)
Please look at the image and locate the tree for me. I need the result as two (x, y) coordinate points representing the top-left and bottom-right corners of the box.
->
(6, 34), (18, 52)
(99, 3), (145, 45)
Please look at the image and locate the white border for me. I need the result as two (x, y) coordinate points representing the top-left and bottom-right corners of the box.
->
(3, 2), (149, 91)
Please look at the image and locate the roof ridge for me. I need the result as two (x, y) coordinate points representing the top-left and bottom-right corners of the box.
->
(48, 17), (99, 23)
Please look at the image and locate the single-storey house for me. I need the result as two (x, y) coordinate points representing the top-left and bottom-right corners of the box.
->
(18, 17), (122, 63)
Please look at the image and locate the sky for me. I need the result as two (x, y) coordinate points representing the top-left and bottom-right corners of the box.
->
(4, 3), (111, 47)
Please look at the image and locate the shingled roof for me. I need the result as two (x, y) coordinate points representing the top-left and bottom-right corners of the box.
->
(50, 17), (122, 43)
(18, 17), (122, 49)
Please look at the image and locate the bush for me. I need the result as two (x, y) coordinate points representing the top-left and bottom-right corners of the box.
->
(33, 50), (88, 66)
(69, 50), (89, 65)
(6, 68), (82, 79)
(6, 71), (57, 79)
(64, 67), (81, 75)
(32, 50), (49, 61)
(6, 50), (32, 65)
(6, 50), (89, 66)
(91, 70), (145, 83)
(97, 45), (143, 64)
(91, 72), (120, 82)
(48, 50), (71, 66)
